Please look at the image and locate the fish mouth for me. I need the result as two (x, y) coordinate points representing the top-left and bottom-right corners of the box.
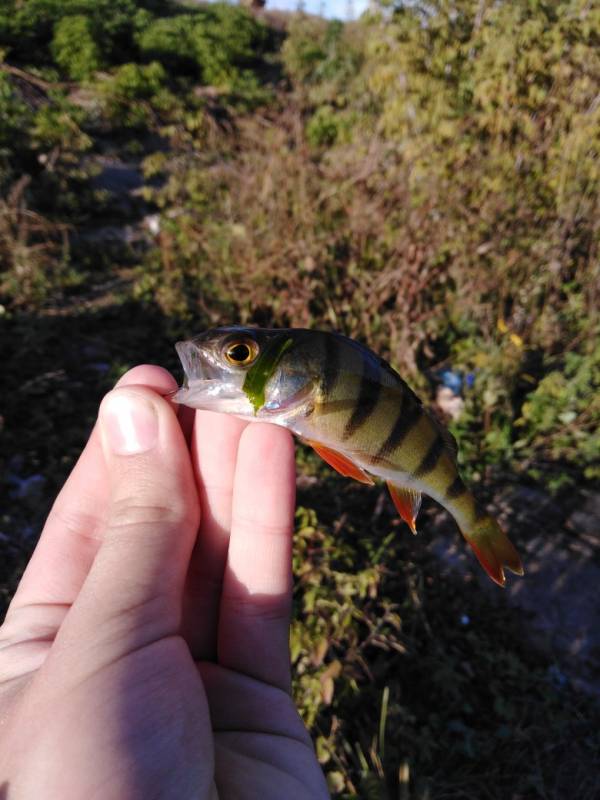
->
(171, 340), (251, 413)
(175, 340), (214, 382)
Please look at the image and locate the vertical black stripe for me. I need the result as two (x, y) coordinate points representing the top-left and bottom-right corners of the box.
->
(342, 356), (381, 440)
(445, 476), (466, 500)
(374, 396), (421, 461)
(321, 333), (340, 398)
(414, 435), (445, 478)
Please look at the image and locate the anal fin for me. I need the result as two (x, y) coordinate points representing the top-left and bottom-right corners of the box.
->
(307, 441), (374, 485)
(387, 483), (422, 534)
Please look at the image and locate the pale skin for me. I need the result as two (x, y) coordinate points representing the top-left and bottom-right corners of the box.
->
(0, 365), (329, 799)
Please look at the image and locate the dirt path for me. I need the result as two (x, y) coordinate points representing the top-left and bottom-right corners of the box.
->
(430, 485), (600, 696)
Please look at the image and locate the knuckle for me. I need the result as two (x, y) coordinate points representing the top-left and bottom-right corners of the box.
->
(107, 497), (192, 536)
(50, 504), (104, 546)
(222, 590), (291, 624)
(231, 512), (292, 540)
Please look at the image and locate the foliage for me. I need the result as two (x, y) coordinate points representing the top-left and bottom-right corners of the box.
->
(137, 4), (269, 89)
(29, 93), (92, 160)
(51, 14), (102, 80)
(288, 495), (600, 798)
(97, 61), (172, 129)
(0, 177), (72, 308)
(0, 73), (31, 155)
(135, 0), (598, 490)
(0, 1), (599, 797)
(190, 3), (270, 89)
(516, 342), (600, 487)
(282, 16), (364, 102)
(135, 13), (199, 74)
(306, 104), (342, 147)
(0, 0), (156, 68)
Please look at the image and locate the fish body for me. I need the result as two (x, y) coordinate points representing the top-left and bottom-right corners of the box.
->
(174, 327), (523, 586)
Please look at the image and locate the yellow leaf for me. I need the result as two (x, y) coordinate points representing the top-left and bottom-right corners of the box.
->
(510, 333), (523, 348)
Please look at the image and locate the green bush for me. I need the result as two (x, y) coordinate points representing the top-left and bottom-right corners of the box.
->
(0, 178), (72, 308)
(282, 16), (330, 84)
(136, 3), (269, 89)
(306, 104), (342, 147)
(1, 0), (155, 68)
(136, 14), (198, 74)
(283, 16), (364, 104)
(191, 4), (269, 88)
(516, 343), (600, 488)
(98, 61), (171, 128)
(51, 14), (102, 80)
(0, 73), (31, 155)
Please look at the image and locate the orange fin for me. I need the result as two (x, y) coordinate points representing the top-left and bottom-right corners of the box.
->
(387, 483), (422, 534)
(307, 441), (374, 485)
(462, 516), (524, 587)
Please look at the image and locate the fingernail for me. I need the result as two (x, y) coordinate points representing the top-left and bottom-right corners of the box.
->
(100, 390), (159, 455)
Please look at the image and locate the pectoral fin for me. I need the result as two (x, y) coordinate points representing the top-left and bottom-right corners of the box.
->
(307, 441), (374, 485)
(387, 483), (422, 534)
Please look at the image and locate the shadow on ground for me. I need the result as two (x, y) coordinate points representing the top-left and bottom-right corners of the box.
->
(0, 298), (200, 617)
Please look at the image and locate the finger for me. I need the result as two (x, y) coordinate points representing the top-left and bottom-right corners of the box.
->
(218, 423), (296, 692)
(183, 411), (248, 660)
(177, 403), (196, 446)
(53, 386), (199, 663)
(7, 366), (177, 615)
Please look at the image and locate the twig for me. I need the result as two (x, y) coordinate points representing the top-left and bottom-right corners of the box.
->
(0, 62), (70, 92)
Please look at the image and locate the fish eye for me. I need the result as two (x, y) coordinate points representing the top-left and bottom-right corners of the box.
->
(224, 339), (258, 366)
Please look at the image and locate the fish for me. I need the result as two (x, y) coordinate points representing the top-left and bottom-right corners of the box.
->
(173, 326), (524, 587)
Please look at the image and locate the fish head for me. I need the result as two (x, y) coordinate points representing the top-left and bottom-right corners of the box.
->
(172, 326), (317, 420)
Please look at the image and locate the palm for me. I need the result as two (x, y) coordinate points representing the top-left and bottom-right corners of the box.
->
(201, 664), (322, 798)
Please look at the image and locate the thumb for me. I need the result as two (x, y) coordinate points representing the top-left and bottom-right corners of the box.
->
(56, 387), (200, 656)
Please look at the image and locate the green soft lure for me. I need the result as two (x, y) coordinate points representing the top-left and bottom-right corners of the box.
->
(242, 334), (294, 414)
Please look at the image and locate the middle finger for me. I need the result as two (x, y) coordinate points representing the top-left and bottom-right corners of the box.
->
(182, 410), (247, 659)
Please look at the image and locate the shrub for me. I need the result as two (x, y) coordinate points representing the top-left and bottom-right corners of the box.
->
(282, 16), (365, 105)
(0, 177), (72, 308)
(0, 73), (31, 156)
(136, 3), (270, 89)
(51, 14), (102, 80)
(191, 3), (269, 88)
(2, 0), (155, 68)
(516, 343), (600, 488)
(306, 104), (341, 147)
(282, 16), (329, 84)
(98, 61), (171, 128)
(136, 14), (198, 74)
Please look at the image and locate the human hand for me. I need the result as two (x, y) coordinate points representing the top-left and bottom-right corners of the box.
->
(0, 366), (328, 799)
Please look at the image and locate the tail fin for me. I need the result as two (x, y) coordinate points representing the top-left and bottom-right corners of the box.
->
(461, 516), (524, 587)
